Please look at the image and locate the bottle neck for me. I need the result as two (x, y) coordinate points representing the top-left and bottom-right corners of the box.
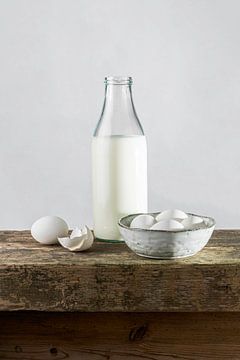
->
(94, 76), (144, 137)
(104, 84), (134, 116)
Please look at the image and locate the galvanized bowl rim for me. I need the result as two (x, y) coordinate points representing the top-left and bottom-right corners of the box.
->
(118, 212), (216, 233)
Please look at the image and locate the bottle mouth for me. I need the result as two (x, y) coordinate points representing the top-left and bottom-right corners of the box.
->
(105, 76), (132, 85)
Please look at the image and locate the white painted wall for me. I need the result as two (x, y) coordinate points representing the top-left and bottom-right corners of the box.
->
(0, 0), (239, 229)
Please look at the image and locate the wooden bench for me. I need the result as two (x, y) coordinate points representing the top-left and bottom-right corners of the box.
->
(0, 230), (240, 359)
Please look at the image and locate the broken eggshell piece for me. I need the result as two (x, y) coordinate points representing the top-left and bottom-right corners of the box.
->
(58, 226), (94, 252)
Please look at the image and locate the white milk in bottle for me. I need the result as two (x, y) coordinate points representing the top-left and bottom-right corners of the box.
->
(92, 77), (148, 241)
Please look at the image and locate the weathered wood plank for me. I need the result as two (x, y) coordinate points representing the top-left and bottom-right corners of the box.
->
(0, 230), (240, 311)
(1, 312), (240, 359)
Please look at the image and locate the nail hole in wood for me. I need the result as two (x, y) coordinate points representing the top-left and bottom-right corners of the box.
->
(50, 347), (58, 356)
(15, 345), (23, 353)
(129, 324), (148, 341)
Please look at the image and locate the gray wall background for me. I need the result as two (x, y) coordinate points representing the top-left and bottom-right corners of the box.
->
(0, 0), (239, 229)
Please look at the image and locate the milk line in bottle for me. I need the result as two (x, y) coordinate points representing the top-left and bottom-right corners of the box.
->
(92, 77), (148, 242)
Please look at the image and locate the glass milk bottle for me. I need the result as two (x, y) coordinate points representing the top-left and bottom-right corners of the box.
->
(92, 76), (148, 242)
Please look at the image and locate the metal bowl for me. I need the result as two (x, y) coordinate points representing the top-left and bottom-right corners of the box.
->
(118, 212), (215, 259)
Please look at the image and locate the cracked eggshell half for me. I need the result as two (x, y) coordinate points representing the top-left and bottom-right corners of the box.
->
(58, 226), (94, 252)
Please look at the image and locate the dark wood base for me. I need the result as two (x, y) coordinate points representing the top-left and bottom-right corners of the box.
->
(1, 312), (240, 359)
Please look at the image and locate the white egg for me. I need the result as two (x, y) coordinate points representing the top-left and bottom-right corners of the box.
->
(182, 215), (203, 229)
(155, 209), (188, 222)
(31, 216), (69, 245)
(150, 219), (184, 231)
(130, 214), (155, 229)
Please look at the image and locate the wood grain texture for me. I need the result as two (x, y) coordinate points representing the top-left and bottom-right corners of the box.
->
(1, 312), (240, 359)
(1, 230), (240, 312)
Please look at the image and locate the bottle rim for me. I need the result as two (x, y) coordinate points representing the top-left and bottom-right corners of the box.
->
(105, 76), (132, 85)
